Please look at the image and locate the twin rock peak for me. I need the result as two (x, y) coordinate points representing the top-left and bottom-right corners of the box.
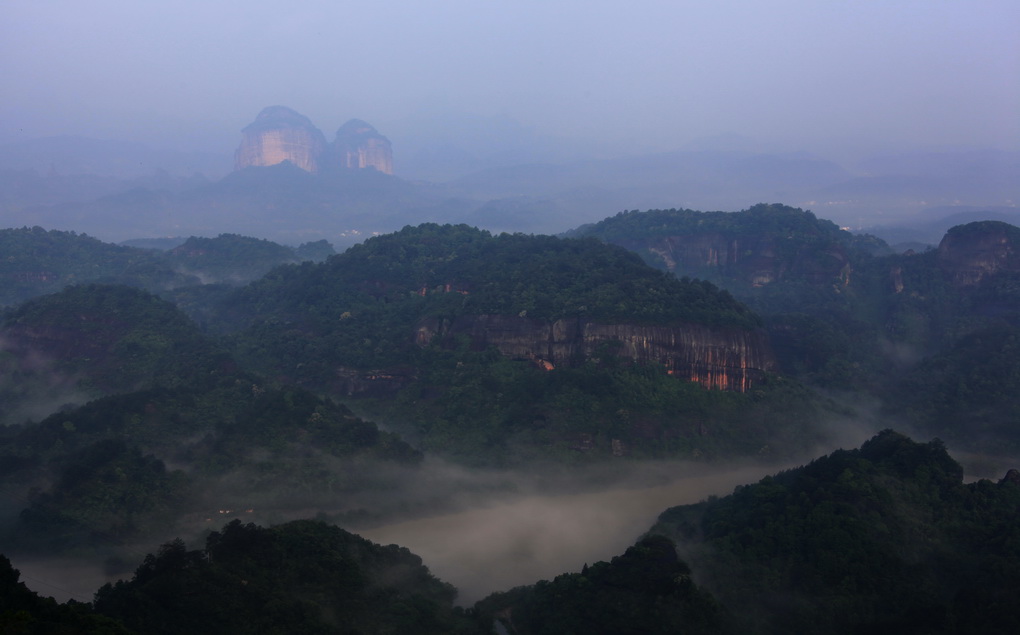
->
(234, 105), (394, 175)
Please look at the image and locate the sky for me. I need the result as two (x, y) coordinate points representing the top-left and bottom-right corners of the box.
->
(2, 0), (1019, 158)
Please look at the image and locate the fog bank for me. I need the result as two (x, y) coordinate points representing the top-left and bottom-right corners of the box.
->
(358, 462), (784, 604)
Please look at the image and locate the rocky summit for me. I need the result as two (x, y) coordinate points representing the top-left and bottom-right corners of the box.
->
(331, 118), (394, 174)
(234, 105), (328, 173)
(234, 106), (393, 175)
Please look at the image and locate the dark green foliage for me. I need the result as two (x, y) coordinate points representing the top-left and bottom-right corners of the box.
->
(93, 519), (472, 635)
(474, 535), (731, 635)
(218, 224), (759, 382)
(0, 227), (336, 309)
(0, 226), (196, 307)
(889, 324), (1020, 454)
(1, 380), (420, 552)
(651, 430), (1020, 634)
(14, 439), (190, 551)
(0, 554), (132, 634)
(575, 203), (881, 282)
(164, 234), (302, 283)
(383, 351), (828, 466)
(2, 284), (234, 397)
(0, 284), (420, 552)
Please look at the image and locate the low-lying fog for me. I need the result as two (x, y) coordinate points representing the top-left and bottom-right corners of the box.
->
(9, 460), (785, 605)
(357, 461), (783, 605)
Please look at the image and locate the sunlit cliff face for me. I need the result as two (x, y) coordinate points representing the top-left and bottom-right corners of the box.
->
(234, 106), (328, 173)
(234, 107), (394, 175)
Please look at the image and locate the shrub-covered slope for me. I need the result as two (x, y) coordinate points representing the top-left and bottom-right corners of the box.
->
(650, 430), (1020, 634)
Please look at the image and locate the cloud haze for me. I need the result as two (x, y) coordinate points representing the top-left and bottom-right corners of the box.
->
(3, 1), (1017, 158)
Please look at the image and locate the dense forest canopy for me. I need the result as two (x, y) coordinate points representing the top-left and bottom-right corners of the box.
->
(1, 208), (1019, 632)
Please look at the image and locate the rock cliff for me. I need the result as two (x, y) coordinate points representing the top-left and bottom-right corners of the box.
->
(234, 106), (328, 173)
(234, 107), (394, 175)
(937, 221), (1020, 286)
(414, 315), (775, 391)
(578, 206), (859, 288)
(618, 233), (852, 287)
(331, 119), (394, 174)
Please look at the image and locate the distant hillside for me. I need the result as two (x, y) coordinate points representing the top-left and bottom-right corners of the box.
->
(649, 430), (1020, 634)
(205, 224), (833, 464)
(93, 519), (470, 634)
(572, 207), (1020, 398)
(570, 203), (888, 288)
(0, 285), (420, 553)
(0, 227), (333, 307)
(0, 135), (231, 179)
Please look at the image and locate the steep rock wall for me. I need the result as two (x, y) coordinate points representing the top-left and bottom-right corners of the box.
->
(234, 106), (328, 173)
(331, 119), (394, 174)
(616, 233), (851, 286)
(937, 222), (1020, 286)
(414, 315), (776, 391)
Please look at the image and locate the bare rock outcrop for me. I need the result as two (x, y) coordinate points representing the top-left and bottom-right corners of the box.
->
(414, 315), (776, 392)
(234, 106), (328, 173)
(330, 119), (393, 174)
(619, 233), (851, 287)
(937, 221), (1020, 286)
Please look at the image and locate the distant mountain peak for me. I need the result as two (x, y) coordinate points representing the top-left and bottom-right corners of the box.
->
(234, 107), (393, 175)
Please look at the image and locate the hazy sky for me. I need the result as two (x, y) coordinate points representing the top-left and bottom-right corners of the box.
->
(3, 1), (1018, 156)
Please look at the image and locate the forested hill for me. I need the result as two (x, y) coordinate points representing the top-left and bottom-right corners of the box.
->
(0, 227), (335, 307)
(226, 223), (759, 330)
(570, 203), (888, 287)
(204, 224), (811, 465)
(649, 430), (1020, 634)
(0, 284), (421, 553)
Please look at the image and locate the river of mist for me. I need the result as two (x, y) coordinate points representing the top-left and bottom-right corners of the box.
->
(10, 461), (784, 605)
(357, 462), (782, 605)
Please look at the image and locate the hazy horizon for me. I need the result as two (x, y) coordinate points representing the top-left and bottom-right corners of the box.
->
(3, 1), (1018, 163)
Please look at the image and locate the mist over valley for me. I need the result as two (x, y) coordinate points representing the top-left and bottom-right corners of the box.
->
(2, 2), (1019, 632)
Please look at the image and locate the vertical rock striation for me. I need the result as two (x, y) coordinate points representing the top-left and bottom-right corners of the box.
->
(330, 119), (394, 174)
(234, 108), (394, 175)
(414, 315), (775, 392)
(234, 106), (329, 173)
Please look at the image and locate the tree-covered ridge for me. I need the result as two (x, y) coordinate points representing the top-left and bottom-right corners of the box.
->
(0, 227), (336, 308)
(0, 284), (420, 552)
(238, 223), (759, 327)
(377, 353), (827, 466)
(575, 203), (888, 266)
(2, 284), (233, 396)
(650, 430), (1020, 634)
(474, 534), (731, 635)
(578, 203), (846, 240)
(166, 233), (334, 283)
(887, 324), (1020, 456)
(218, 224), (761, 382)
(0, 226), (195, 307)
(1, 379), (421, 553)
(92, 519), (474, 635)
(0, 554), (131, 634)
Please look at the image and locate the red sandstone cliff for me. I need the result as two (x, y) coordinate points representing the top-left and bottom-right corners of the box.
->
(414, 315), (775, 391)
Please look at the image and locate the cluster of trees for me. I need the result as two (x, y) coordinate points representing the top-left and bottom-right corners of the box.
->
(3, 433), (1020, 631)
(2, 210), (1019, 631)
(577, 207), (1020, 459)
(651, 430), (1020, 633)
(0, 227), (334, 307)
(0, 284), (420, 553)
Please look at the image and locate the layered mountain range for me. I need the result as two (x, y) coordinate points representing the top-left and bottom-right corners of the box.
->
(234, 106), (393, 175)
